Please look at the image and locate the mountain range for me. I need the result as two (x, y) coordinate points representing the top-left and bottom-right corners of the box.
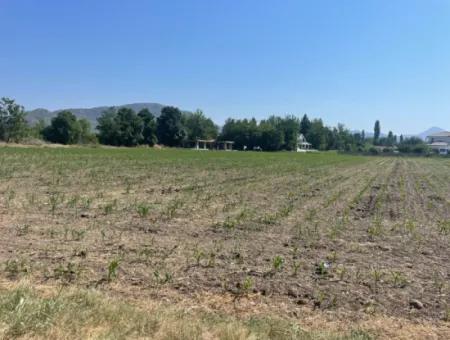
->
(352, 126), (447, 141)
(27, 103), (447, 139)
(27, 103), (167, 128)
(415, 127), (446, 140)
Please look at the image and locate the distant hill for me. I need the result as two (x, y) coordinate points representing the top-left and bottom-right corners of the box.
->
(27, 103), (167, 128)
(416, 127), (446, 140)
(352, 127), (448, 141)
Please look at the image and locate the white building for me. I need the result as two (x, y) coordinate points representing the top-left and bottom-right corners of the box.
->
(427, 131), (450, 155)
(296, 134), (313, 152)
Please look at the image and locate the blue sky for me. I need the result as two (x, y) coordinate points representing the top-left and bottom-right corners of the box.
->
(1, 0), (450, 134)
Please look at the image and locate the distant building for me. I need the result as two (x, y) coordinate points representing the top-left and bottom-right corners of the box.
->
(194, 139), (234, 151)
(427, 131), (450, 155)
(296, 134), (312, 152)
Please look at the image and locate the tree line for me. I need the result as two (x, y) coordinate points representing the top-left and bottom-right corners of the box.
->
(0, 97), (430, 153)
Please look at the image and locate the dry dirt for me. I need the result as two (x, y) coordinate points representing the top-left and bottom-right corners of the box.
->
(0, 146), (449, 338)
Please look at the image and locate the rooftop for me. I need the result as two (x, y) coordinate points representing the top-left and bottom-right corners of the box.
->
(429, 142), (449, 146)
(427, 131), (450, 137)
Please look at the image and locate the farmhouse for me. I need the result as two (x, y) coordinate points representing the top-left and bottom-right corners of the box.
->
(427, 131), (450, 155)
(296, 134), (312, 152)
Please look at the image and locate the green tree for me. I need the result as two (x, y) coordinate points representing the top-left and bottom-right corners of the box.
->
(29, 119), (47, 139)
(387, 131), (395, 146)
(374, 120), (381, 145)
(258, 120), (284, 151)
(97, 108), (120, 145)
(115, 108), (144, 147)
(0, 98), (29, 142)
(398, 137), (429, 154)
(219, 118), (259, 150)
(299, 114), (311, 136)
(278, 115), (299, 151)
(156, 106), (185, 146)
(183, 109), (218, 141)
(43, 111), (81, 144)
(138, 108), (157, 146)
(78, 118), (97, 144)
(331, 123), (355, 151)
(306, 119), (328, 150)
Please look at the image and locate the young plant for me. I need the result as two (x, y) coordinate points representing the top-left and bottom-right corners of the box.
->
(326, 251), (338, 263)
(291, 261), (301, 276)
(445, 308), (450, 322)
(315, 261), (330, 277)
(207, 251), (216, 267)
(242, 276), (253, 292)
(71, 228), (86, 241)
(67, 195), (79, 209)
(193, 246), (205, 266)
(82, 197), (93, 210)
(153, 270), (173, 285)
(103, 200), (117, 215)
(438, 220), (450, 235)
(16, 224), (31, 236)
(54, 262), (77, 283)
(222, 217), (237, 230)
(164, 199), (184, 220)
(272, 256), (284, 272)
(6, 189), (15, 207)
(137, 203), (150, 218)
(367, 218), (383, 238)
(390, 271), (408, 288)
(260, 213), (277, 225)
(336, 264), (347, 281)
(107, 259), (120, 281)
(404, 219), (417, 234)
(49, 192), (60, 216)
(4, 259), (29, 279)
(370, 267), (384, 292)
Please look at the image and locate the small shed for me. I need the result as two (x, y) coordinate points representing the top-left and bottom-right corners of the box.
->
(216, 141), (234, 151)
(195, 139), (216, 150)
(194, 139), (234, 151)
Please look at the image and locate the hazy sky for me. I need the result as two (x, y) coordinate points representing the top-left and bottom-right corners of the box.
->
(1, 0), (450, 134)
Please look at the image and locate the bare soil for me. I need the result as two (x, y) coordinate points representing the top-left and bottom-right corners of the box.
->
(0, 147), (449, 338)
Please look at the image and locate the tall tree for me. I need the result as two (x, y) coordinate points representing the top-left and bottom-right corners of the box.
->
(29, 119), (46, 139)
(387, 131), (395, 146)
(306, 119), (328, 150)
(156, 106), (185, 146)
(97, 108), (120, 145)
(374, 120), (381, 145)
(114, 108), (144, 147)
(97, 107), (143, 146)
(78, 118), (97, 144)
(299, 114), (311, 136)
(278, 115), (299, 151)
(138, 108), (157, 146)
(0, 98), (28, 142)
(258, 121), (284, 151)
(183, 109), (218, 141)
(219, 118), (259, 150)
(43, 111), (81, 144)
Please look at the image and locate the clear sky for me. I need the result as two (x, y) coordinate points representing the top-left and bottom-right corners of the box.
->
(1, 0), (450, 134)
